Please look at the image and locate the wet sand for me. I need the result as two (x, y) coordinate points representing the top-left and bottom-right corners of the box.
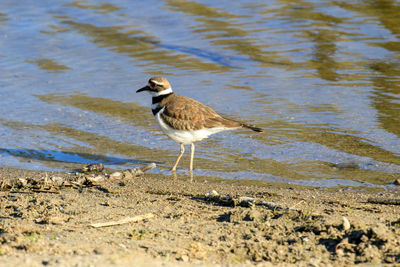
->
(0, 166), (399, 266)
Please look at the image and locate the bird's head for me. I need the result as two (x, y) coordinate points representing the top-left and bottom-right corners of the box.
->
(136, 77), (173, 97)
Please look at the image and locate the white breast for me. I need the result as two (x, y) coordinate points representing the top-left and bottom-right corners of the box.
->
(154, 107), (229, 145)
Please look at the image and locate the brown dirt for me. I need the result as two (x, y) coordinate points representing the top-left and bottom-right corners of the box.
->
(0, 166), (400, 266)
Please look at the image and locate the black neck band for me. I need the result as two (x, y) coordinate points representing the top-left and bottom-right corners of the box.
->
(152, 93), (173, 104)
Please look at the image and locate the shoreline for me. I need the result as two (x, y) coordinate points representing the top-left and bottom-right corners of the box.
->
(0, 166), (399, 266)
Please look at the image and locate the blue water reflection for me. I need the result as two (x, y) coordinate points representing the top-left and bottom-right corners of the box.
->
(0, 0), (399, 187)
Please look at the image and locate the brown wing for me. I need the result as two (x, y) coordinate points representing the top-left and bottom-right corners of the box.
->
(160, 94), (242, 131)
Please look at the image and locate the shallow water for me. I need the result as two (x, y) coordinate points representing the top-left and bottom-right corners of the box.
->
(0, 0), (399, 187)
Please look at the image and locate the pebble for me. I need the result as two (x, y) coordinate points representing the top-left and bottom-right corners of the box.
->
(342, 216), (351, 231)
(110, 172), (122, 179)
(205, 190), (219, 198)
(91, 175), (105, 182)
(18, 178), (28, 186)
(82, 163), (104, 172)
(180, 255), (189, 262)
(50, 176), (65, 186)
(93, 247), (105, 255)
(237, 196), (256, 207)
(394, 179), (400, 186)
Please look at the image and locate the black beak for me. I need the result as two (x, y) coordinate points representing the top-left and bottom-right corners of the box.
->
(136, 85), (150, 93)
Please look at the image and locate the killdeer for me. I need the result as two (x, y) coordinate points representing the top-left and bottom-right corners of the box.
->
(137, 77), (263, 173)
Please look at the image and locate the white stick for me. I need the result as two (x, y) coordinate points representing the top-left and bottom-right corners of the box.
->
(90, 213), (154, 228)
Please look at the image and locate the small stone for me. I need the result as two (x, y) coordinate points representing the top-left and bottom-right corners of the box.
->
(82, 163), (104, 172)
(75, 176), (86, 185)
(301, 236), (310, 243)
(205, 190), (219, 198)
(18, 178), (28, 187)
(342, 216), (351, 231)
(100, 201), (110, 206)
(394, 179), (400, 186)
(180, 255), (189, 262)
(50, 176), (65, 186)
(237, 196), (256, 207)
(86, 175), (105, 183)
(110, 172), (122, 179)
(93, 247), (105, 255)
(35, 217), (50, 224)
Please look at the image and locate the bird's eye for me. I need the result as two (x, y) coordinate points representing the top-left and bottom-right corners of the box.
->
(150, 81), (157, 88)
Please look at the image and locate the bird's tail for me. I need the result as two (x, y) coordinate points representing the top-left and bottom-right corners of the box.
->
(218, 116), (263, 132)
(241, 123), (263, 133)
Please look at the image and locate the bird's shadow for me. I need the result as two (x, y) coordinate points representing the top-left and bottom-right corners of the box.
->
(0, 148), (155, 169)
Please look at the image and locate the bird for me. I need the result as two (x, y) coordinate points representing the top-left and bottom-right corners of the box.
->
(136, 77), (263, 174)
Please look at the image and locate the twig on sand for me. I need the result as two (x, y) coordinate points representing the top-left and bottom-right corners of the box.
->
(90, 213), (155, 228)
(9, 189), (60, 194)
(32, 189), (61, 194)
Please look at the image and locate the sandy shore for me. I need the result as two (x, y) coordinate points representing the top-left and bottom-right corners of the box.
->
(0, 166), (399, 266)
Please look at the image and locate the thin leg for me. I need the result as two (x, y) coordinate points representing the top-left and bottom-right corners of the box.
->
(189, 143), (195, 173)
(172, 171), (177, 181)
(171, 143), (185, 172)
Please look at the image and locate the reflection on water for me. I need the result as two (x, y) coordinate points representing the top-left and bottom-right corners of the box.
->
(26, 58), (72, 73)
(66, 1), (121, 14)
(0, 0), (399, 187)
(62, 19), (231, 72)
(370, 61), (400, 138)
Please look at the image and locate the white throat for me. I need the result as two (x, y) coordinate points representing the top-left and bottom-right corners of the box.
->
(150, 87), (173, 97)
